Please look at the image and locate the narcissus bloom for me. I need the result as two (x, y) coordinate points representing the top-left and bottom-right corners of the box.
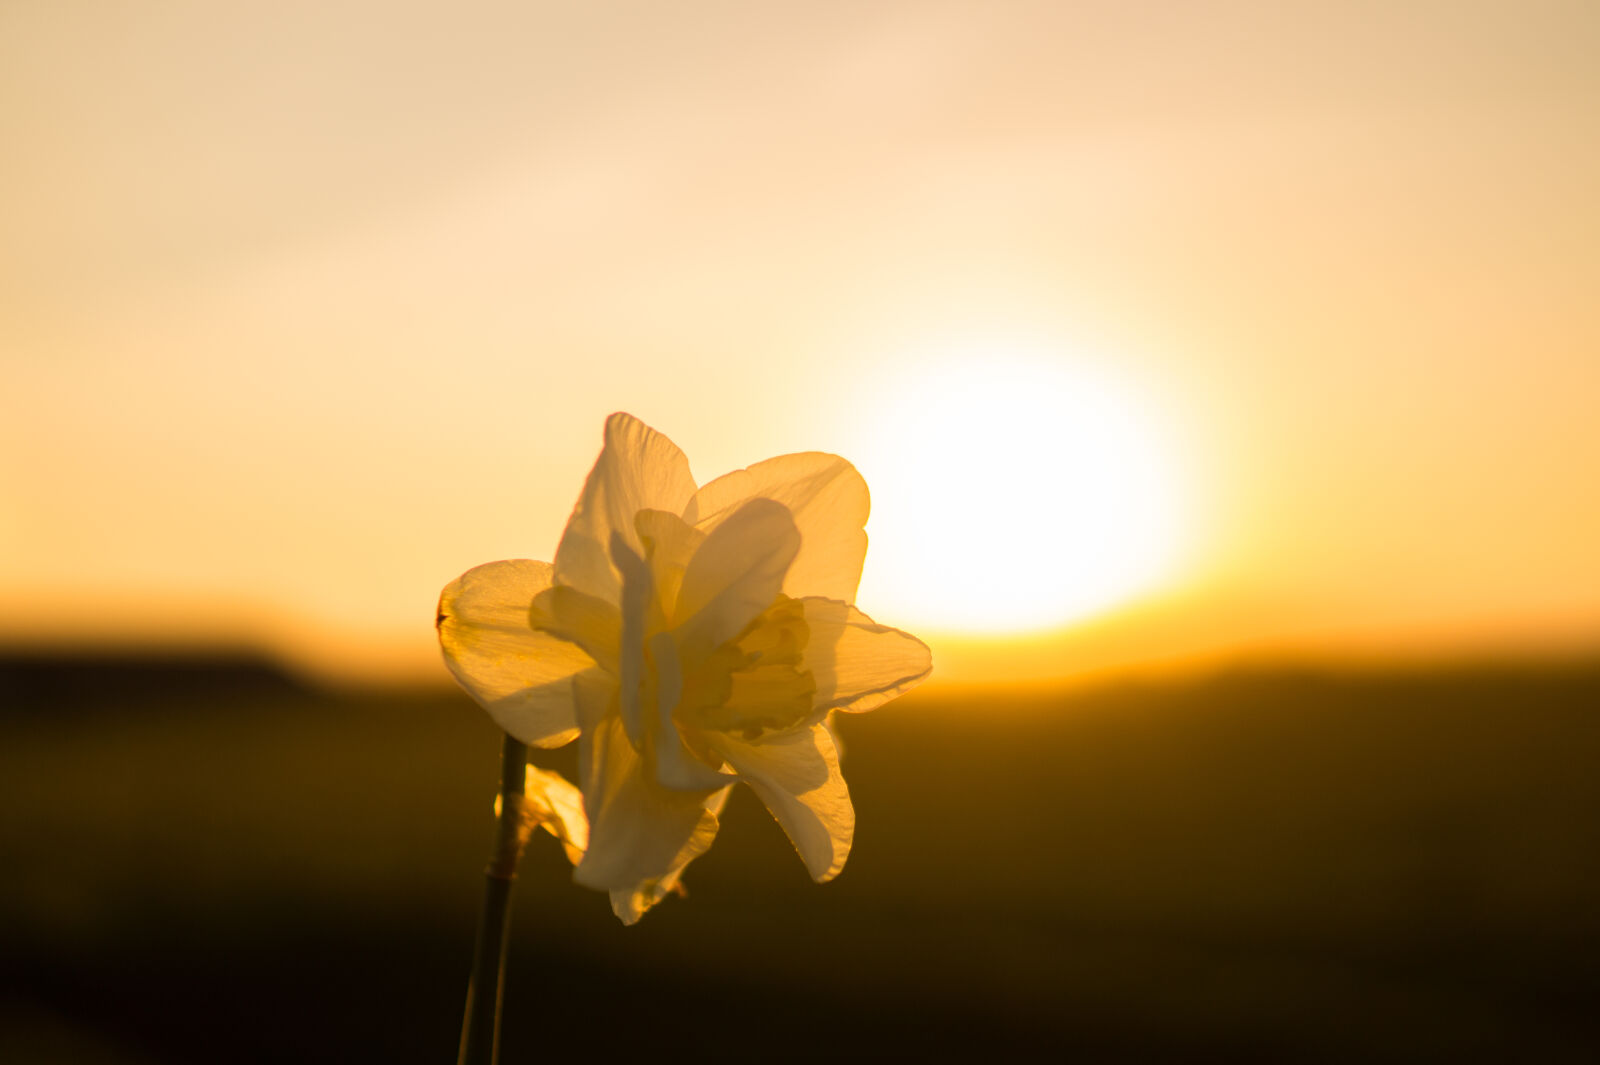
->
(438, 413), (931, 922)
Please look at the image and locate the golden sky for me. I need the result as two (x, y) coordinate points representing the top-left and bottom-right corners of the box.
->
(3, 2), (1598, 683)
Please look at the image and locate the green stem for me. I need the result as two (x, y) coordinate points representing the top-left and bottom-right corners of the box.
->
(457, 735), (529, 1065)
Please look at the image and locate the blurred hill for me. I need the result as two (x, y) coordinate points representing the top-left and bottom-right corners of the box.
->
(2, 652), (1598, 1062)
(1, 650), (314, 710)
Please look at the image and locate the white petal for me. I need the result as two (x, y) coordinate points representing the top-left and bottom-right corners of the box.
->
(633, 508), (704, 621)
(554, 413), (697, 606)
(574, 711), (727, 896)
(673, 498), (800, 661)
(608, 879), (670, 927)
(686, 452), (869, 603)
(713, 724), (853, 882)
(436, 560), (589, 748)
(608, 788), (730, 925)
(571, 666), (618, 737)
(608, 531), (657, 749)
(648, 630), (737, 792)
(529, 584), (621, 675)
(519, 764), (589, 866)
(799, 598), (933, 714)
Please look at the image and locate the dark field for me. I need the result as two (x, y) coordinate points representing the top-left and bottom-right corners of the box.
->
(3, 654), (1598, 1062)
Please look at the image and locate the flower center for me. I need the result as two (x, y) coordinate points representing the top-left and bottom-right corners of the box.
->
(675, 595), (817, 745)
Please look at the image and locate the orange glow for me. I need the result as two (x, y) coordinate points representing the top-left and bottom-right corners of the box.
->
(845, 333), (1191, 634)
(2, 5), (1599, 684)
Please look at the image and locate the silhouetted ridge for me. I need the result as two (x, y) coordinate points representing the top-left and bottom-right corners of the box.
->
(0, 651), (311, 711)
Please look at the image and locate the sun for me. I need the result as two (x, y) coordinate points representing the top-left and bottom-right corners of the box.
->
(848, 341), (1189, 635)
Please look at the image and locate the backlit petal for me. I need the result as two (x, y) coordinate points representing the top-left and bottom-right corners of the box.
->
(686, 452), (869, 602)
(608, 531), (658, 749)
(713, 724), (853, 882)
(529, 584), (621, 675)
(575, 712), (727, 896)
(519, 764), (589, 866)
(554, 413), (697, 606)
(649, 630), (737, 791)
(634, 508), (704, 621)
(673, 498), (800, 661)
(609, 788), (730, 925)
(436, 560), (588, 747)
(799, 598), (933, 714)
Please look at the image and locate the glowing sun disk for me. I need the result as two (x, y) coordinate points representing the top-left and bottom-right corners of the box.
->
(851, 347), (1186, 634)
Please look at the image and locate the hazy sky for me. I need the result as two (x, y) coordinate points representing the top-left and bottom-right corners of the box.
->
(4, 1), (1598, 682)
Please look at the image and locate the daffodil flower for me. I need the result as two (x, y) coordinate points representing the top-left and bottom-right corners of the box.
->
(438, 413), (931, 922)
